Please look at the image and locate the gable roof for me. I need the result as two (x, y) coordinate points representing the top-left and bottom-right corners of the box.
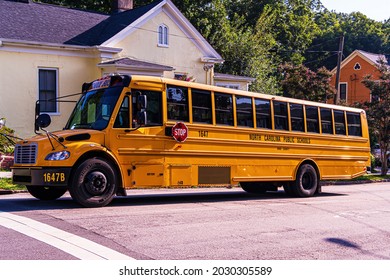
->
(98, 57), (174, 71)
(100, 0), (223, 62)
(0, 0), (108, 44)
(331, 49), (388, 74)
(358, 50), (388, 65)
(66, 0), (164, 46)
(0, 0), (222, 62)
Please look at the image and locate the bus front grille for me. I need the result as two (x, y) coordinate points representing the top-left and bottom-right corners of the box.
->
(14, 144), (38, 164)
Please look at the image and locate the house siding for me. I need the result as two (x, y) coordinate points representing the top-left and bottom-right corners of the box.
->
(330, 52), (382, 104)
(113, 11), (209, 83)
(0, 0), (233, 138)
(0, 49), (100, 137)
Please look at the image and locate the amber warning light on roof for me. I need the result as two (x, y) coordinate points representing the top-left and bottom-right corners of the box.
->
(91, 76), (111, 89)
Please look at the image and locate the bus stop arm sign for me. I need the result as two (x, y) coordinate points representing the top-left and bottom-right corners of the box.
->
(172, 122), (188, 142)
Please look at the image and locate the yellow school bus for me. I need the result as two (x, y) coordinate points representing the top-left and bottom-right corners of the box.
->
(12, 75), (370, 207)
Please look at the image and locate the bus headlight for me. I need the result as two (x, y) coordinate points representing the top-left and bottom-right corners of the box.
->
(45, 151), (70, 161)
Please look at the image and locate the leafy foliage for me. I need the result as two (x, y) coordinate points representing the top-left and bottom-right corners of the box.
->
(0, 178), (25, 191)
(33, 0), (390, 97)
(0, 121), (15, 154)
(360, 59), (390, 175)
(278, 63), (335, 102)
(306, 9), (388, 70)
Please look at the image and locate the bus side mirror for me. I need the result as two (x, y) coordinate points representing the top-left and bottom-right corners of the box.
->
(137, 111), (147, 126)
(136, 94), (147, 126)
(35, 100), (41, 133)
(35, 113), (51, 130)
(138, 95), (147, 109)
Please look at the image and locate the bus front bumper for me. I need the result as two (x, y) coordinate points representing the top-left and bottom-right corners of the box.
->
(12, 167), (72, 187)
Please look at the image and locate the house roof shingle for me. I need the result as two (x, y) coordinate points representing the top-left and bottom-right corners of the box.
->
(0, 0), (163, 46)
(357, 50), (388, 65)
(98, 57), (174, 71)
(66, 0), (164, 46)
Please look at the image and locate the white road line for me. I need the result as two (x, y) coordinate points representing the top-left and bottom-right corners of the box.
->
(0, 211), (134, 260)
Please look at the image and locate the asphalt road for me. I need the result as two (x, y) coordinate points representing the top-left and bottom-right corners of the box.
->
(0, 182), (390, 260)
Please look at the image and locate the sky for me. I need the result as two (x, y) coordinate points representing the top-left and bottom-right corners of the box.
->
(320, 0), (390, 22)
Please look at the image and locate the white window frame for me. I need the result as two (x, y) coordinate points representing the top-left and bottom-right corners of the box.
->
(158, 24), (169, 47)
(38, 68), (59, 114)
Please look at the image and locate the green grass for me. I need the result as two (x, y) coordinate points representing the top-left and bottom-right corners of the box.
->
(0, 178), (26, 191)
(353, 174), (390, 181)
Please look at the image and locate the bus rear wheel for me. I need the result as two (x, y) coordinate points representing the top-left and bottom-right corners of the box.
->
(287, 164), (318, 197)
(26, 186), (67, 200)
(69, 157), (117, 207)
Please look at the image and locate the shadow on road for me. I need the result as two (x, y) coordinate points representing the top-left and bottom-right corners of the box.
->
(325, 237), (389, 259)
(0, 189), (346, 213)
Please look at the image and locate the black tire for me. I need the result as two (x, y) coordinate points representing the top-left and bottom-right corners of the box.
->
(69, 157), (117, 207)
(26, 185), (67, 200)
(240, 182), (267, 194)
(289, 164), (318, 197)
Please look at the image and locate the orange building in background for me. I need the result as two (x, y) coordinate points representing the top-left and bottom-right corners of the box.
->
(330, 50), (387, 104)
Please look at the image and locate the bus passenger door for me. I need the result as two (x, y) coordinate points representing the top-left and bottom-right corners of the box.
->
(110, 90), (166, 188)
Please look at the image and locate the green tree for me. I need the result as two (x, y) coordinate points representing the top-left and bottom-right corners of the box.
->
(361, 59), (390, 175)
(306, 9), (387, 71)
(210, 2), (279, 94)
(278, 63), (335, 102)
(268, 0), (321, 65)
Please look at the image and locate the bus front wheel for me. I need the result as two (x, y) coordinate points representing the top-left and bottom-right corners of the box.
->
(69, 157), (117, 207)
(26, 186), (67, 200)
(287, 164), (318, 197)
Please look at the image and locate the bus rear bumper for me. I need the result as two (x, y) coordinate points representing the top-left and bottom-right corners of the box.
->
(12, 167), (71, 187)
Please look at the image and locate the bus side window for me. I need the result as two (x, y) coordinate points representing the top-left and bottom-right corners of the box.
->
(255, 98), (271, 129)
(273, 101), (288, 130)
(215, 93), (233, 126)
(290, 103), (304, 132)
(192, 89), (212, 124)
(347, 112), (362, 137)
(236, 96), (254, 127)
(320, 108), (333, 134)
(334, 110), (346, 135)
(167, 85), (189, 122)
(306, 106), (319, 133)
(146, 90), (162, 126)
(114, 96), (130, 128)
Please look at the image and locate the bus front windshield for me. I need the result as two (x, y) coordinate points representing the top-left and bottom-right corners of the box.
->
(65, 87), (123, 130)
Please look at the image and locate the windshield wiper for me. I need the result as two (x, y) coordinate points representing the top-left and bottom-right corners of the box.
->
(41, 128), (67, 151)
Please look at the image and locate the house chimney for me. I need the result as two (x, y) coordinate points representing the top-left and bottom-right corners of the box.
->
(112, 0), (133, 13)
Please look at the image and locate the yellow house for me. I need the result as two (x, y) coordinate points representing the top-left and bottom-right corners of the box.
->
(0, 0), (253, 138)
